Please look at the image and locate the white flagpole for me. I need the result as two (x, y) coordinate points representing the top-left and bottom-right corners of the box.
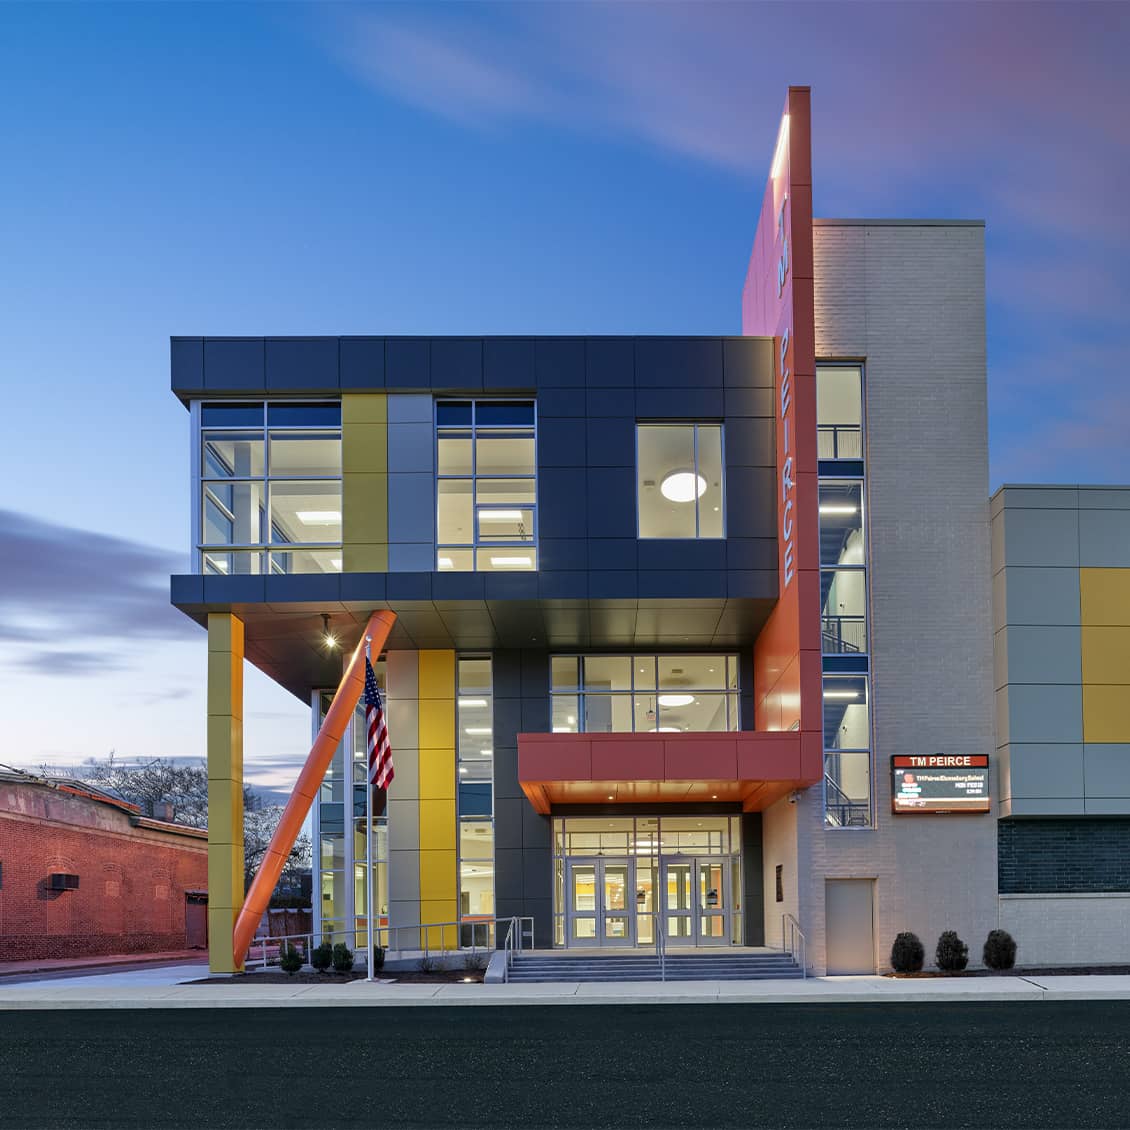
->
(365, 636), (376, 983)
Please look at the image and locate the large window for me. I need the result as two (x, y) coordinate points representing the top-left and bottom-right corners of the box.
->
(197, 401), (341, 575)
(637, 424), (724, 538)
(458, 657), (494, 942)
(550, 655), (739, 734)
(436, 400), (536, 572)
(819, 480), (867, 654)
(822, 675), (871, 828)
(816, 366), (863, 460)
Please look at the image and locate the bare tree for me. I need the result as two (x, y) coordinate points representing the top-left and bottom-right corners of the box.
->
(66, 754), (309, 893)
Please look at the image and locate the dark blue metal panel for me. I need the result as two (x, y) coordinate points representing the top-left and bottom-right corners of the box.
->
(204, 339), (265, 391)
(265, 338), (339, 391)
(484, 337), (535, 390)
(340, 338), (386, 390)
(171, 338), (204, 393)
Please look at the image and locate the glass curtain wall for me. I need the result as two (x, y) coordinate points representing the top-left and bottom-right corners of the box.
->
(457, 657), (495, 946)
(198, 401), (342, 575)
(816, 364), (872, 827)
(436, 401), (537, 572)
(312, 664), (389, 948)
(550, 655), (739, 735)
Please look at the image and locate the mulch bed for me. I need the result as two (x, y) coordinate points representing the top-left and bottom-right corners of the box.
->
(188, 969), (485, 986)
(888, 965), (1130, 978)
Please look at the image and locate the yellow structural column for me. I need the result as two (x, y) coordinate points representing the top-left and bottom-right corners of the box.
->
(342, 393), (388, 572)
(418, 649), (458, 948)
(207, 612), (245, 974)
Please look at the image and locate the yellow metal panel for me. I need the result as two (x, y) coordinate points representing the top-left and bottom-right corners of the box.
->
(343, 422), (390, 474)
(207, 907), (241, 974)
(419, 650), (456, 701)
(1083, 685), (1130, 743)
(1081, 626), (1130, 685)
(342, 472), (388, 544)
(419, 799), (457, 852)
(419, 903), (460, 949)
(1080, 568), (1130, 627)
(343, 392), (388, 426)
(419, 850), (456, 902)
(419, 700), (455, 753)
(343, 543), (390, 572)
(419, 748), (456, 801)
(206, 612), (245, 974)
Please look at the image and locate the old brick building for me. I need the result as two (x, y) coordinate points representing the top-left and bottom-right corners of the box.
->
(0, 769), (208, 961)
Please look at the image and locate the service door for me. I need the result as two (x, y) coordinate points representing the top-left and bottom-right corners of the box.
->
(824, 879), (875, 975)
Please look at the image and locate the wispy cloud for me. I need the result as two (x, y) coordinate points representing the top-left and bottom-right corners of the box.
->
(0, 510), (196, 673)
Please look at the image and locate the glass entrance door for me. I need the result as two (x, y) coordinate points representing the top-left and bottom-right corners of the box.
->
(662, 857), (731, 946)
(566, 858), (635, 947)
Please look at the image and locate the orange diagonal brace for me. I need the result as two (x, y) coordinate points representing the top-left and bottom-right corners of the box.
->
(232, 609), (397, 967)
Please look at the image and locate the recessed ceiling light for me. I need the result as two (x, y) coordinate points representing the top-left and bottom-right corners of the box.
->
(660, 471), (706, 503)
(478, 510), (524, 522)
(824, 690), (860, 700)
(489, 555), (533, 568)
(464, 727), (492, 735)
(295, 510), (341, 524)
(819, 504), (858, 515)
(657, 694), (695, 708)
(459, 698), (488, 708)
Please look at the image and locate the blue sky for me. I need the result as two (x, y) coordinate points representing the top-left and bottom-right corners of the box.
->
(1, 2), (1126, 793)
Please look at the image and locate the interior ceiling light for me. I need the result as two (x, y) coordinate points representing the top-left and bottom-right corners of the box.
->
(321, 613), (337, 651)
(649, 726), (681, 733)
(458, 698), (488, 708)
(330, 558), (342, 571)
(437, 556), (455, 570)
(824, 690), (860, 700)
(660, 471), (706, 503)
(657, 694), (695, 708)
(819, 504), (858, 515)
(489, 555), (532, 568)
(296, 510), (341, 524)
(478, 510), (523, 522)
(464, 727), (492, 735)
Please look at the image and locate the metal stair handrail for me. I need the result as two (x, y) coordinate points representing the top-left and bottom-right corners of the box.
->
(782, 913), (807, 978)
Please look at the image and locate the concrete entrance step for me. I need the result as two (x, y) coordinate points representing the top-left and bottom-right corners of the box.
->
(509, 950), (804, 983)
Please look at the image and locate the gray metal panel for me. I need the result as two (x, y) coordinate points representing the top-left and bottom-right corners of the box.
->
(1079, 488), (1130, 510)
(1000, 625), (1082, 686)
(389, 851), (420, 903)
(1003, 508), (1079, 567)
(1083, 797), (1130, 815)
(388, 472), (435, 544)
(1079, 509), (1130, 567)
(387, 421), (435, 473)
(1006, 743), (1084, 800)
(494, 848), (525, 903)
(1007, 797), (1086, 815)
(387, 393), (434, 425)
(1004, 567), (1081, 626)
(1083, 744), (1130, 797)
(389, 543), (434, 572)
(824, 879), (875, 975)
(1007, 684), (1083, 744)
(999, 487), (1080, 510)
(387, 798), (420, 851)
(493, 798), (525, 850)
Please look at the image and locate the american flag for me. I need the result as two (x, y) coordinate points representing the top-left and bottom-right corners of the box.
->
(363, 657), (394, 791)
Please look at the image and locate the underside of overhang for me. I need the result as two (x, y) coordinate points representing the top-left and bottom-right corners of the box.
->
(170, 582), (776, 700)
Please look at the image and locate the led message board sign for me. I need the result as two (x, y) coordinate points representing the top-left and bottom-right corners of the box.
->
(891, 755), (990, 814)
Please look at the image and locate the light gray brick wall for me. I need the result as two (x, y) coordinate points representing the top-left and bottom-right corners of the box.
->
(788, 220), (999, 973)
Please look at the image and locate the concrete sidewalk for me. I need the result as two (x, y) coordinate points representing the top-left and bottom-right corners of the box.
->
(3, 969), (1130, 1008)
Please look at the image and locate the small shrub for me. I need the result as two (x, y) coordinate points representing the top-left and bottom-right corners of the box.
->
(983, 930), (1017, 971)
(372, 945), (386, 972)
(890, 932), (925, 974)
(331, 942), (355, 973)
(465, 951), (490, 972)
(310, 943), (333, 973)
(419, 953), (438, 973)
(935, 930), (969, 973)
(279, 942), (303, 974)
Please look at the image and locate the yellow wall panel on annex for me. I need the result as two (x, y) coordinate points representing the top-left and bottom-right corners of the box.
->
(341, 393), (388, 572)
(1081, 569), (1130, 743)
(1080, 568), (1130, 626)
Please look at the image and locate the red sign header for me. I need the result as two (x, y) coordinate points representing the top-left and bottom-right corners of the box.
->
(893, 755), (988, 769)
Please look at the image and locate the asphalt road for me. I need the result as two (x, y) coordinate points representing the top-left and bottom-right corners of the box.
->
(2, 1002), (1128, 1129)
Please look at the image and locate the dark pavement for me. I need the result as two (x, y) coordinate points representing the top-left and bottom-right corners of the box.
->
(2, 1001), (1128, 1128)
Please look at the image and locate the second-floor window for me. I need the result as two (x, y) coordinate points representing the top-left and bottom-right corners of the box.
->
(197, 401), (342, 575)
(436, 400), (537, 572)
(637, 423), (724, 538)
(550, 655), (740, 734)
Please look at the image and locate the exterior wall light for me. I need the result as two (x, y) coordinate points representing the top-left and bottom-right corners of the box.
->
(660, 471), (706, 503)
(321, 613), (337, 650)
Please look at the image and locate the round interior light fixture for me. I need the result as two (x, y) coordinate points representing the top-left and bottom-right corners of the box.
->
(660, 470), (707, 503)
(657, 694), (695, 708)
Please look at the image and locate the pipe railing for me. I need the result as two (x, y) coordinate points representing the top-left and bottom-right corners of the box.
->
(782, 913), (807, 978)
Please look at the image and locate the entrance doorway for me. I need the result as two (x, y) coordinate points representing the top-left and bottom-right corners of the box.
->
(566, 858), (635, 947)
(662, 858), (731, 946)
